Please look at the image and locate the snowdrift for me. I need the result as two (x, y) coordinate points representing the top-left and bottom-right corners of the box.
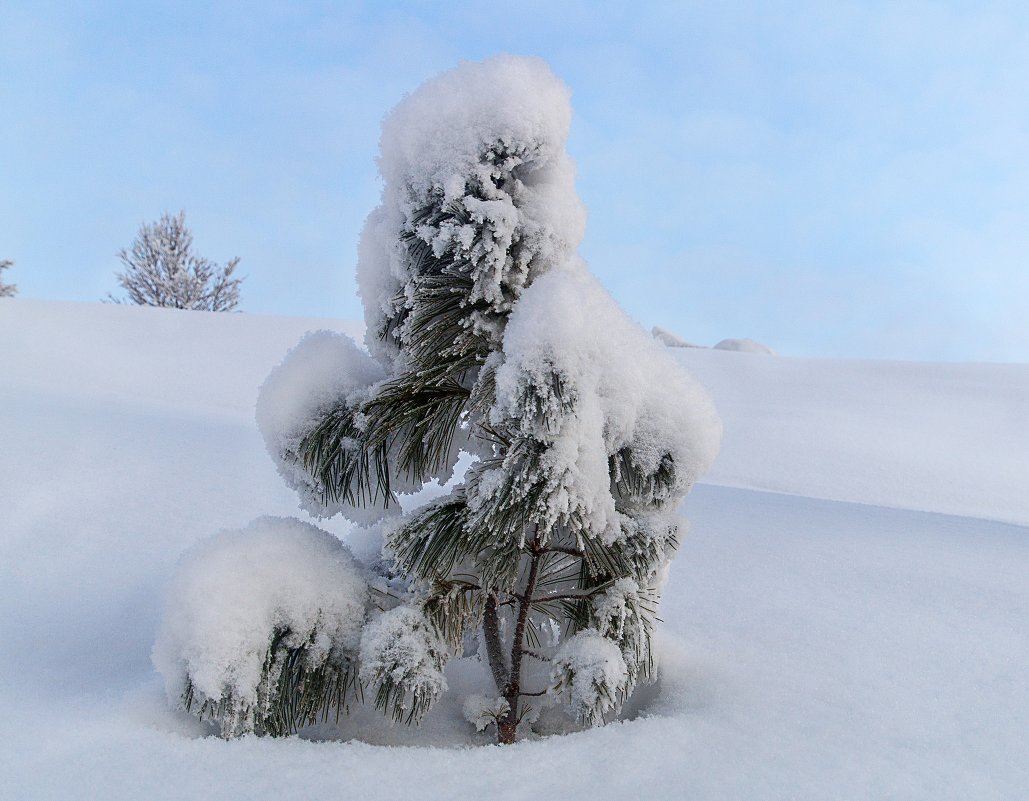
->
(2, 298), (1027, 800)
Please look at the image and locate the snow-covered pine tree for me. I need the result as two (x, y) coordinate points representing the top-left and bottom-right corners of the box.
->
(0, 259), (15, 297)
(256, 56), (721, 743)
(155, 56), (720, 745)
(108, 211), (243, 310)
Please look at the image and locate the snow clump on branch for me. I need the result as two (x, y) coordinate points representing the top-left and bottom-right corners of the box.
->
(152, 517), (368, 737)
(256, 331), (394, 524)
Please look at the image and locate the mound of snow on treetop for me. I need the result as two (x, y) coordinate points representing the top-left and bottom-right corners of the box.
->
(357, 55), (585, 366)
(2, 297), (1029, 800)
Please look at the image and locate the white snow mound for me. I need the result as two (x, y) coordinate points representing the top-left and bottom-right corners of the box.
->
(651, 326), (699, 348)
(713, 337), (776, 355)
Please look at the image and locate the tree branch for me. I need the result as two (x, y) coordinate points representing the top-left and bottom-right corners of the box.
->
(529, 587), (606, 604)
(540, 546), (586, 558)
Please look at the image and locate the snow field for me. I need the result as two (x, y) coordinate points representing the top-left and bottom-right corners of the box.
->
(1, 298), (1027, 799)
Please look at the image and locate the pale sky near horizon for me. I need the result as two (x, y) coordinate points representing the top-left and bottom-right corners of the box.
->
(2, 1), (1028, 362)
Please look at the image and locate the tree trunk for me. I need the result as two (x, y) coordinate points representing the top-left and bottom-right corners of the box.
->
(496, 536), (543, 744)
(482, 594), (509, 694)
(497, 718), (518, 745)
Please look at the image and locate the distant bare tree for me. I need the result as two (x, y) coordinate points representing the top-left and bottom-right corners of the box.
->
(0, 259), (15, 298)
(108, 211), (243, 311)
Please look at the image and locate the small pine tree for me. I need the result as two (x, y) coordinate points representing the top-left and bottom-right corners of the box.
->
(159, 56), (720, 745)
(108, 211), (242, 310)
(258, 57), (720, 744)
(0, 259), (15, 298)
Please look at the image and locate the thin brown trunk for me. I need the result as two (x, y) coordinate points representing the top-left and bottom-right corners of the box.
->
(482, 594), (509, 694)
(497, 534), (543, 744)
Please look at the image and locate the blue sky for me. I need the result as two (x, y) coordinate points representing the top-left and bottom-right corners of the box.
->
(2, 1), (1028, 361)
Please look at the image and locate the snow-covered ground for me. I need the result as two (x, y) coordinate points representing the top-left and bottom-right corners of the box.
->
(2, 298), (1027, 800)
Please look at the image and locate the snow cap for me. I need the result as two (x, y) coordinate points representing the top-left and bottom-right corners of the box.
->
(357, 55), (587, 363)
(378, 54), (574, 201)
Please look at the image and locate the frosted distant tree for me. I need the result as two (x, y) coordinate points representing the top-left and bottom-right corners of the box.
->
(0, 259), (15, 297)
(156, 56), (720, 745)
(108, 211), (242, 310)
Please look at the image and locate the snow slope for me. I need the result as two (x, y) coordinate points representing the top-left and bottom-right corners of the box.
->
(2, 298), (1027, 800)
(683, 347), (1029, 527)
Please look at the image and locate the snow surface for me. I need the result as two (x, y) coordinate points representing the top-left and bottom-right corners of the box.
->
(678, 346), (1029, 527)
(2, 298), (1028, 799)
